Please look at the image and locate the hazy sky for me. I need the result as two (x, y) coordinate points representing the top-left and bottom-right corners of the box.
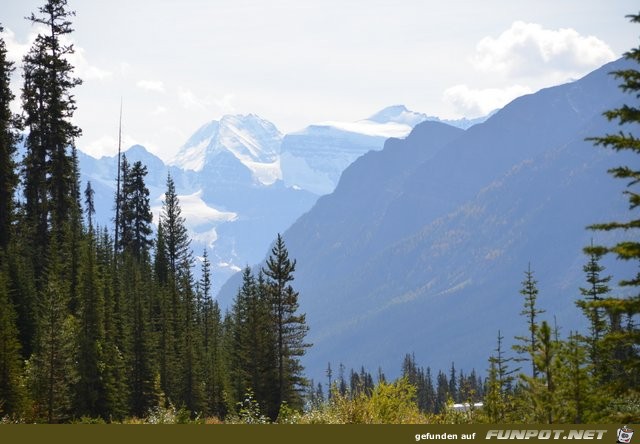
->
(2, 1), (638, 161)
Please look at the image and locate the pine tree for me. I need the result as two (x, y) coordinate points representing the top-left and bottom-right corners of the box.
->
(262, 234), (310, 418)
(586, 12), (640, 395)
(513, 264), (545, 378)
(0, 24), (21, 252)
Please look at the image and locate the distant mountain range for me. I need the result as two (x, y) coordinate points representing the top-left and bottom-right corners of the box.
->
(280, 105), (489, 195)
(217, 58), (637, 382)
(79, 106), (477, 290)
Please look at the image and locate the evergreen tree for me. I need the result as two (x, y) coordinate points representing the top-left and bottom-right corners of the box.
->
(448, 362), (457, 403)
(22, 0), (82, 247)
(576, 244), (611, 373)
(0, 265), (26, 417)
(74, 234), (106, 418)
(115, 154), (131, 253)
(421, 367), (436, 414)
(177, 257), (204, 414)
(230, 268), (275, 415)
(160, 173), (190, 275)
(27, 240), (78, 423)
(157, 174), (191, 404)
(0, 24), (21, 252)
(525, 320), (558, 423)
(84, 181), (95, 233)
(201, 253), (226, 418)
(263, 234), (310, 417)
(484, 360), (503, 423)
(122, 161), (153, 260)
(434, 370), (449, 413)
(586, 13), (640, 395)
(513, 265), (545, 378)
(124, 257), (158, 417)
(96, 228), (128, 419)
(555, 331), (593, 423)
(490, 330), (517, 396)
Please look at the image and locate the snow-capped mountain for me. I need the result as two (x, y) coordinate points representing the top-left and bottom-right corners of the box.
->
(78, 107), (489, 294)
(169, 114), (283, 186)
(280, 105), (489, 195)
(78, 120), (315, 293)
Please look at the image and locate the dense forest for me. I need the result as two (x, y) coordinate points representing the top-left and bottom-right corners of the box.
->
(0, 1), (638, 423)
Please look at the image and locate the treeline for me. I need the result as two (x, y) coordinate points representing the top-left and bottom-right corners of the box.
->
(310, 358), (483, 415)
(0, 0), (309, 423)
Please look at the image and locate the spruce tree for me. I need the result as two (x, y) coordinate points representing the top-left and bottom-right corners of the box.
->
(262, 234), (310, 418)
(27, 239), (78, 423)
(555, 331), (593, 423)
(586, 12), (640, 394)
(0, 24), (21, 252)
(74, 234), (106, 418)
(0, 266), (26, 417)
(576, 244), (611, 373)
(513, 264), (545, 378)
(160, 173), (190, 274)
(22, 0), (82, 247)
(157, 173), (192, 406)
(121, 161), (152, 260)
(527, 321), (558, 423)
(177, 257), (204, 414)
(200, 252), (226, 417)
(84, 181), (95, 233)
(124, 257), (158, 417)
(231, 268), (278, 416)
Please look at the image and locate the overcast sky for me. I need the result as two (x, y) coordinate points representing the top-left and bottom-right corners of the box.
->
(2, 1), (638, 161)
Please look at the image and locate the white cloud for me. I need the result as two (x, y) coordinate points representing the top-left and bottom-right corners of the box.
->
(137, 79), (165, 93)
(472, 21), (615, 80)
(1, 27), (31, 63)
(82, 135), (118, 158)
(178, 86), (207, 110)
(1, 25), (112, 81)
(443, 84), (532, 117)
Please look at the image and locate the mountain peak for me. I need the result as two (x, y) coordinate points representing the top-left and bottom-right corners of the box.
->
(366, 105), (427, 126)
(170, 114), (283, 185)
(125, 144), (150, 156)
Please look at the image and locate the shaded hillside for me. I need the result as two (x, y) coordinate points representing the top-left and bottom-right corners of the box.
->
(219, 58), (637, 381)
